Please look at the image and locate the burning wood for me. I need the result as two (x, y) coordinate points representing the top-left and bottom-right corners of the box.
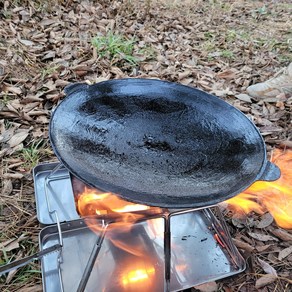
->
(224, 149), (292, 229)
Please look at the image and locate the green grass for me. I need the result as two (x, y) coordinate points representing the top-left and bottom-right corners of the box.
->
(92, 32), (139, 66)
(221, 49), (235, 59)
(252, 5), (268, 17)
(226, 30), (237, 42)
(0, 94), (14, 106)
(18, 140), (45, 169)
(0, 259), (41, 287)
(40, 65), (59, 80)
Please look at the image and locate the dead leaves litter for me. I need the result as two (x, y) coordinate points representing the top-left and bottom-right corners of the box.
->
(0, 0), (291, 291)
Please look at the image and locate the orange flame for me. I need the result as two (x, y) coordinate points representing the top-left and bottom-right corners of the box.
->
(121, 267), (155, 286)
(225, 149), (292, 229)
(76, 186), (163, 256)
(118, 258), (162, 292)
(77, 187), (150, 216)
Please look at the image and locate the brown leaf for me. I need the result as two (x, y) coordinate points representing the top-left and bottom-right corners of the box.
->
(233, 238), (254, 252)
(0, 127), (15, 143)
(8, 129), (29, 148)
(193, 281), (218, 292)
(260, 125), (283, 134)
(231, 217), (247, 228)
(42, 50), (56, 60)
(178, 69), (191, 80)
(256, 213), (274, 229)
(270, 229), (292, 241)
(248, 232), (278, 242)
(0, 238), (15, 249)
(234, 93), (252, 103)
(278, 246), (292, 261)
(258, 258), (277, 276)
(0, 234), (26, 253)
(72, 64), (92, 72)
(110, 66), (125, 78)
(6, 252), (23, 284)
(19, 39), (34, 46)
(55, 79), (71, 87)
(3, 85), (22, 95)
(2, 173), (24, 179)
(217, 68), (238, 80)
(180, 78), (193, 85)
(2, 179), (13, 196)
(0, 149), (8, 158)
(18, 286), (43, 292)
(233, 103), (251, 113)
(255, 274), (277, 289)
(39, 19), (56, 26)
(256, 245), (272, 252)
(211, 88), (234, 97)
(279, 140), (292, 148)
(7, 161), (23, 169)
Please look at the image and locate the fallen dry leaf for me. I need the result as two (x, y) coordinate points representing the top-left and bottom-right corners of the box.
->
(256, 213), (274, 229)
(19, 39), (34, 46)
(217, 68), (238, 80)
(3, 84), (22, 95)
(233, 238), (254, 252)
(1, 179), (13, 196)
(235, 93), (252, 103)
(278, 246), (292, 261)
(248, 232), (278, 242)
(193, 281), (218, 292)
(5, 252), (23, 284)
(8, 129), (29, 148)
(270, 228), (292, 241)
(256, 245), (272, 253)
(258, 258), (277, 276)
(255, 274), (277, 289)
(0, 234), (27, 253)
(2, 173), (24, 179)
(18, 286), (43, 292)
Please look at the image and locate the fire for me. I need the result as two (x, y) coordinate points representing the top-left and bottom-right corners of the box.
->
(75, 185), (163, 257)
(225, 149), (292, 229)
(121, 267), (155, 286)
(75, 185), (164, 290)
(76, 187), (150, 216)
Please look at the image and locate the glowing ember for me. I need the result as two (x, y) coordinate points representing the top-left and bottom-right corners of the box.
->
(224, 149), (292, 229)
(121, 267), (155, 286)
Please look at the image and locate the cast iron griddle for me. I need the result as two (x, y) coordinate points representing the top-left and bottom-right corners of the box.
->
(49, 79), (280, 208)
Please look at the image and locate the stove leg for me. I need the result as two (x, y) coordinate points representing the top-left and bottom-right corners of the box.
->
(76, 223), (108, 292)
(164, 215), (171, 292)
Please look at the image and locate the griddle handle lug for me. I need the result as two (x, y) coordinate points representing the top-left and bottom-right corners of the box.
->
(258, 161), (281, 182)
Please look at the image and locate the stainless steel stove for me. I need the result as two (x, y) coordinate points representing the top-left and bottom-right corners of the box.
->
(33, 162), (246, 292)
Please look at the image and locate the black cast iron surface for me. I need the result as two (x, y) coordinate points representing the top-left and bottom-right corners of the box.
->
(49, 79), (280, 208)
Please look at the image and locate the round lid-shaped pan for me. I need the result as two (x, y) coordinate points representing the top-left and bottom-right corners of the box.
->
(49, 79), (280, 208)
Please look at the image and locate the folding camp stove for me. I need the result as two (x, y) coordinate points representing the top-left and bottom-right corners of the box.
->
(34, 162), (245, 292)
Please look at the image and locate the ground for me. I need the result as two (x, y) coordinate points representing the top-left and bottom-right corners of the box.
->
(0, 1), (291, 291)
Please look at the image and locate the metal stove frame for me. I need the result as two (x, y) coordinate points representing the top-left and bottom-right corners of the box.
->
(35, 162), (246, 292)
